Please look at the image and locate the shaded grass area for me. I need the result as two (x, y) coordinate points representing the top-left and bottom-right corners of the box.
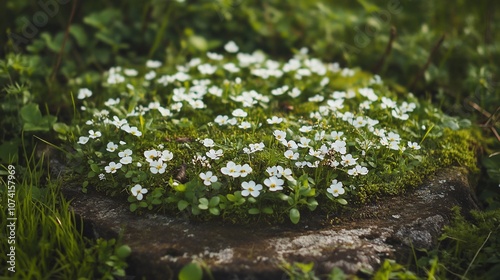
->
(0, 152), (130, 279)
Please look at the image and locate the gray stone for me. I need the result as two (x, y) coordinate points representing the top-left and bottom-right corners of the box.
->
(61, 166), (479, 279)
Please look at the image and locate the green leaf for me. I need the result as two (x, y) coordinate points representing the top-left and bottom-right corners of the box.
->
(337, 198), (348, 205)
(209, 207), (220, 215)
(209, 196), (220, 207)
(211, 181), (222, 190)
(20, 103), (42, 124)
(289, 208), (300, 224)
(179, 262), (203, 280)
(151, 199), (162, 205)
(262, 207), (274, 214)
(115, 245), (131, 259)
(248, 208), (260, 215)
(199, 198), (209, 205)
(307, 198), (319, 211)
(178, 200), (189, 211)
(130, 203), (138, 212)
(90, 164), (100, 173)
(295, 262), (314, 273)
(69, 24), (88, 47)
(125, 171), (134, 178)
(191, 205), (201, 215)
(53, 122), (69, 134)
(356, 0), (381, 13)
(198, 204), (209, 210)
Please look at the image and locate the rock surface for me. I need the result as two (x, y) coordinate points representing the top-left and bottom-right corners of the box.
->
(61, 167), (479, 279)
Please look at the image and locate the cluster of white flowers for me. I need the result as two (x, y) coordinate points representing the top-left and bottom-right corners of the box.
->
(76, 40), (427, 206)
(144, 149), (174, 174)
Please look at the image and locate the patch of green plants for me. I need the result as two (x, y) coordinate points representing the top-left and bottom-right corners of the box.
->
(429, 207), (500, 279)
(64, 44), (479, 224)
(0, 153), (131, 279)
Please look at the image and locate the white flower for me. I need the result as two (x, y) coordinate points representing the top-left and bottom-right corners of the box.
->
(201, 138), (215, 148)
(118, 149), (132, 158)
(299, 125), (312, 133)
(267, 116), (283, 124)
(131, 184), (148, 200)
(223, 62), (240, 73)
(239, 121), (252, 129)
(241, 181), (263, 197)
(207, 52), (223, 60)
(238, 164), (253, 177)
(392, 108), (409, 120)
(144, 149), (159, 162)
(158, 107), (172, 117)
(123, 69), (138, 76)
(98, 173), (106, 181)
(77, 88), (92, 100)
(160, 150), (174, 161)
(88, 130), (101, 139)
(288, 87), (301, 98)
(358, 87), (378, 101)
(314, 131), (326, 141)
(408, 141), (421, 150)
(145, 71), (156, 80)
(206, 149), (223, 160)
(215, 115), (229, 125)
(208, 86), (223, 97)
(387, 132), (401, 142)
(276, 166), (293, 180)
(244, 142), (265, 154)
(330, 131), (344, 141)
(341, 154), (358, 166)
(295, 161), (307, 168)
(283, 140), (298, 150)
(271, 85), (289, 96)
(347, 165), (369, 176)
(327, 180), (345, 197)
(120, 156), (133, 165)
(264, 176), (284, 192)
(284, 150), (299, 160)
(78, 136), (89, 145)
(232, 108), (248, 118)
(389, 141), (400, 150)
(221, 161), (241, 178)
(381, 97), (397, 109)
(352, 116), (367, 128)
(111, 116), (127, 128)
(309, 148), (324, 160)
(105, 162), (122, 174)
(149, 160), (166, 174)
(331, 140), (347, 154)
(198, 63), (217, 75)
(266, 166), (278, 177)
(298, 137), (311, 148)
(121, 125), (142, 137)
(199, 171), (218, 186)
(224, 41), (239, 53)
(273, 130), (287, 142)
(146, 60), (162, 68)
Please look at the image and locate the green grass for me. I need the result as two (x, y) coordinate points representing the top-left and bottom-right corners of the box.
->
(0, 151), (130, 279)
